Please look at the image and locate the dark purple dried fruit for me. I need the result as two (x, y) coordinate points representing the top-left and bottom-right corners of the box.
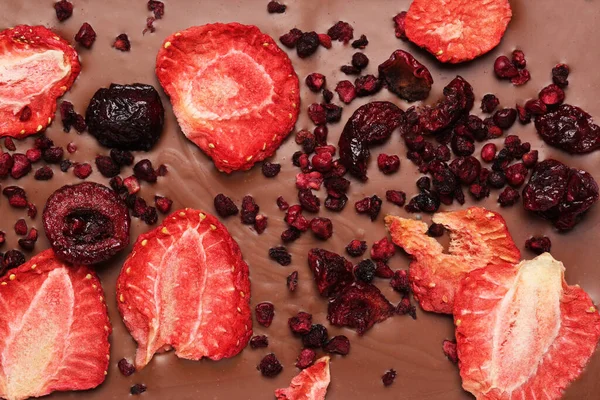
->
(302, 324), (328, 348)
(287, 270), (298, 292)
(534, 104), (600, 154)
(327, 21), (354, 43)
(75, 23), (97, 48)
(525, 236), (552, 254)
(355, 195), (382, 221)
(481, 94), (500, 113)
(258, 353), (283, 377)
(324, 335), (350, 355)
(354, 259), (376, 283)
(310, 217), (333, 240)
(95, 155), (120, 178)
(280, 28), (303, 48)
(267, 1), (286, 13)
(307, 248), (354, 297)
(386, 190), (406, 206)
(269, 246), (291, 266)
(346, 240), (367, 257)
(118, 358), (135, 376)
(250, 335), (269, 349)
(418, 76), (474, 134)
(382, 369), (397, 386)
(130, 384), (147, 395)
(351, 35), (368, 49)
(351, 52), (369, 69)
(296, 31), (320, 58)
(378, 50), (433, 102)
(54, 0), (73, 21)
(255, 302), (275, 327)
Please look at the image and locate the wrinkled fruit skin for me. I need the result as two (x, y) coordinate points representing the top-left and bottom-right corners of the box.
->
(534, 104), (600, 154)
(418, 76), (474, 134)
(522, 159), (599, 231)
(86, 83), (165, 151)
(307, 248), (354, 297)
(327, 282), (394, 335)
(338, 101), (403, 180)
(43, 182), (130, 265)
(378, 50), (433, 102)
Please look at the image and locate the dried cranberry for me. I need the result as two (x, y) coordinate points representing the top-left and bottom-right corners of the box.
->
(538, 84), (565, 108)
(346, 240), (367, 257)
(298, 189), (320, 213)
(354, 259), (376, 283)
(525, 99), (548, 116)
(324, 195), (348, 211)
(11, 154), (32, 179)
(335, 80), (357, 104)
(296, 171), (323, 190)
(355, 195), (382, 221)
(389, 270), (410, 294)
(451, 135), (475, 156)
(305, 73), (326, 92)
(468, 183), (490, 201)
(110, 149), (135, 166)
(258, 353), (282, 377)
(255, 302), (275, 327)
(154, 196), (172, 214)
(287, 270), (298, 292)
(443, 340), (459, 364)
(534, 104), (599, 154)
(378, 50), (433, 102)
(132, 159), (156, 183)
(382, 369), (397, 386)
(54, 0), (73, 21)
(141, 206), (158, 226)
(254, 215), (268, 234)
(324, 335), (350, 355)
(393, 12), (408, 40)
(511, 49), (526, 69)
(285, 205), (309, 231)
(370, 237), (395, 262)
(434, 145), (451, 161)
(4, 137), (16, 151)
(113, 34), (131, 51)
(93, 155), (119, 178)
(385, 190), (406, 207)
(281, 227), (301, 243)
(494, 56), (518, 78)
(269, 246), (291, 266)
(322, 88), (334, 103)
(427, 223), (445, 238)
(34, 166), (53, 181)
(66, 143), (77, 154)
(552, 64), (570, 87)
(351, 52), (369, 70)
(0, 153), (13, 178)
(511, 69), (531, 86)
(449, 156), (480, 185)
(280, 28), (303, 48)
(295, 348), (316, 369)
(517, 104), (531, 124)
(340, 65), (360, 75)
(375, 261), (394, 279)
(18, 235), (36, 252)
(522, 150), (538, 168)
(240, 195), (259, 224)
(497, 187), (519, 207)
(297, 31), (320, 58)
(525, 236), (552, 255)
(480, 143), (497, 163)
(351, 35), (368, 49)
(396, 294), (417, 319)
(312, 152), (333, 173)
(302, 324), (328, 348)
(130, 384), (147, 395)
(493, 108), (517, 130)
(327, 21), (353, 43)
(310, 217), (333, 240)
(355, 75), (381, 97)
(14, 219), (27, 236)
(249, 335), (269, 349)
(75, 23), (97, 48)
(504, 162), (528, 187)
(376, 154), (400, 175)
(487, 170), (506, 188)
(314, 125), (328, 145)
(276, 196), (289, 211)
(124, 176), (140, 194)
(338, 102), (403, 180)
(307, 103), (326, 125)
(481, 94), (500, 113)
(267, 1), (286, 13)
(405, 190), (440, 213)
(289, 311), (312, 335)
(118, 358), (136, 376)
(3, 186), (28, 208)
(261, 161), (281, 178)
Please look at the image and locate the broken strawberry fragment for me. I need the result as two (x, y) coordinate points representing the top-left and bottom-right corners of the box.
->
(275, 356), (331, 400)
(405, 0), (512, 63)
(117, 208), (252, 369)
(156, 23), (300, 172)
(0, 249), (111, 400)
(0, 25), (81, 138)
(385, 207), (520, 314)
(454, 253), (600, 399)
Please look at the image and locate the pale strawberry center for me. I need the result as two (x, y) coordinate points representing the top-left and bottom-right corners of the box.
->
(490, 257), (562, 392)
(0, 50), (71, 114)
(2, 268), (74, 398)
(190, 51), (274, 120)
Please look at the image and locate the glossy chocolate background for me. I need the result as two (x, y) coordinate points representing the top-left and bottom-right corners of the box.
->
(1, 0), (600, 399)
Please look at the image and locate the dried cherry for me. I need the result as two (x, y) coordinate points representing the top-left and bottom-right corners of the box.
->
(378, 50), (433, 101)
(534, 104), (600, 154)
(307, 248), (354, 297)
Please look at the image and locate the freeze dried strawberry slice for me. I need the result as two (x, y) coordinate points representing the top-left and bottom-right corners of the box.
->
(0, 249), (110, 400)
(385, 207), (520, 314)
(404, 0), (512, 63)
(117, 208), (252, 369)
(0, 25), (81, 137)
(454, 253), (600, 399)
(156, 23), (299, 173)
(275, 356), (331, 400)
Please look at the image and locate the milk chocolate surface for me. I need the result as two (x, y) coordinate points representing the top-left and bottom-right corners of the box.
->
(1, 0), (600, 399)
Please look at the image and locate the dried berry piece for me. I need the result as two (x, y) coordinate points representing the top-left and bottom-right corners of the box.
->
(276, 196), (289, 211)
(327, 21), (354, 43)
(481, 94), (499, 113)
(405, 0), (512, 63)
(241, 195), (259, 224)
(289, 312), (312, 335)
(267, 1), (286, 13)
(534, 104), (600, 154)
(258, 354), (282, 377)
(378, 50), (433, 101)
(352, 35), (368, 49)
(75, 23), (97, 48)
(351, 52), (369, 70)
(511, 69), (531, 86)
(346, 240), (367, 257)
(157, 24), (299, 172)
(450, 156), (481, 185)
(552, 64), (570, 87)
(538, 84), (565, 108)
(454, 253), (600, 400)
(297, 31), (320, 58)
(377, 154), (400, 174)
(60, 101), (86, 133)
(86, 84), (164, 151)
(285, 205), (309, 231)
(113, 34), (131, 51)
(498, 186), (520, 207)
(10, 153), (31, 179)
(254, 214), (268, 234)
(3, 186), (28, 209)
(390, 270), (410, 294)
(276, 357), (330, 398)
(310, 217), (333, 240)
(340, 65), (360, 76)
(354, 260), (376, 283)
(382, 369), (397, 387)
(73, 163), (92, 179)
(261, 161), (281, 178)
(324, 336), (350, 355)
(305, 73), (326, 92)
(118, 358), (136, 377)
(154, 196), (172, 214)
(335, 80), (356, 104)
(280, 28), (303, 48)
(494, 55), (519, 79)
(385, 207), (520, 314)
(286, 271), (298, 292)
(54, 0), (73, 21)
(355, 195), (382, 221)
(525, 236), (551, 255)
(307, 248), (353, 297)
(418, 76), (474, 134)
(386, 190), (406, 206)
(94, 155), (120, 178)
(481, 143), (497, 163)
(493, 108), (517, 130)
(339, 101), (403, 180)
(130, 384), (147, 395)
(250, 335), (269, 349)
(370, 237), (395, 262)
(302, 324), (328, 348)
(43, 182), (131, 265)
(504, 162), (527, 187)
(511, 49), (526, 69)
(117, 209), (251, 369)
(442, 340), (458, 364)
(295, 348), (317, 369)
(269, 246), (291, 266)
(255, 302), (275, 327)
(34, 166), (53, 181)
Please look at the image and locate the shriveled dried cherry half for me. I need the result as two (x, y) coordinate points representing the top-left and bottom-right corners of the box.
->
(534, 104), (600, 154)
(378, 50), (433, 102)
(42, 182), (131, 264)
(418, 76), (474, 134)
(86, 83), (164, 151)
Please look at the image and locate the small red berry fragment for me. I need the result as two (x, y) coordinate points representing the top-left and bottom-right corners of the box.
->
(4, 137), (16, 151)
(324, 335), (350, 355)
(255, 302), (275, 327)
(267, 1), (286, 13)
(405, 0), (512, 63)
(481, 143), (497, 163)
(327, 21), (354, 44)
(118, 358), (136, 377)
(370, 237), (395, 262)
(335, 80), (356, 104)
(297, 32), (320, 58)
(254, 214), (268, 234)
(113, 34), (131, 51)
(355, 195), (382, 221)
(262, 162), (281, 178)
(511, 49), (526, 68)
(302, 324), (328, 348)
(95, 155), (120, 178)
(75, 23), (97, 48)
(346, 240), (367, 257)
(351, 35), (368, 49)
(354, 260), (376, 283)
(286, 271), (298, 292)
(214, 194), (239, 218)
(442, 340), (458, 364)
(511, 69), (531, 86)
(289, 311), (312, 335)
(305, 73), (326, 92)
(148, 0), (165, 19)
(54, 0), (73, 21)
(390, 270), (410, 294)
(386, 190), (406, 206)
(393, 12), (408, 40)
(378, 50), (433, 101)
(308, 248), (353, 297)
(525, 236), (552, 255)
(310, 217), (333, 240)
(498, 186), (520, 207)
(494, 55), (518, 79)
(130, 384), (147, 395)
(481, 94), (500, 113)
(552, 64), (570, 87)
(538, 84), (565, 108)
(249, 335), (269, 349)
(295, 348), (317, 369)
(34, 166), (53, 181)
(382, 369), (397, 386)
(269, 246), (291, 266)
(277, 196), (289, 211)
(280, 28), (303, 48)
(14, 219), (27, 236)
(259, 353), (283, 377)
(241, 195), (259, 224)
(154, 196), (172, 214)
(377, 154), (400, 174)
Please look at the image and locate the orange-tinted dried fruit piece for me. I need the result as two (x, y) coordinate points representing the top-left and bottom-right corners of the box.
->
(0, 249), (111, 400)
(454, 253), (600, 399)
(275, 356), (331, 400)
(156, 23), (299, 172)
(385, 207), (520, 314)
(404, 0), (512, 64)
(117, 208), (252, 369)
(0, 25), (80, 137)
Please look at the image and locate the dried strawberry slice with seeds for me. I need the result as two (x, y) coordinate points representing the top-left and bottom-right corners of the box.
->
(454, 253), (600, 399)
(385, 207), (520, 314)
(117, 208), (252, 369)
(156, 23), (300, 172)
(275, 356), (331, 400)
(0, 249), (111, 400)
(0, 25), (80, 137)
(405, 0), (512, 63)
